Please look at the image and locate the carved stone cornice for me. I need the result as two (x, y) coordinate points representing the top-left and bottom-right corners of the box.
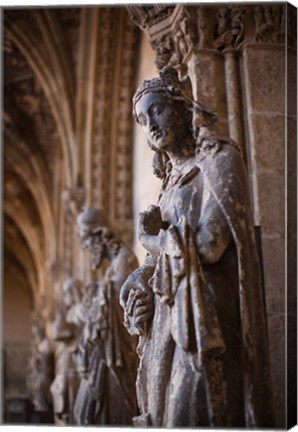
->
(127, 3), (292, 73)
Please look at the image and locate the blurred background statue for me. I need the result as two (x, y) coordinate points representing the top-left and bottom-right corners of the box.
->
(73, 207), (139, 425)
(50, 277), (84, 425)
(27, 319), (54, 414)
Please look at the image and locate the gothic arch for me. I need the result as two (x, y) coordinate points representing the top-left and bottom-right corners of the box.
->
(4, 129), (57, 273)
(4, 10), (76, 186)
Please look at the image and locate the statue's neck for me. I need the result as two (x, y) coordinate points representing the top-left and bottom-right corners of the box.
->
(166, 136), (195, 168)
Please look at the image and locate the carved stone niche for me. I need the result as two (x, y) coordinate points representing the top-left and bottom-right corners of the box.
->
(127, 5), (197, 75)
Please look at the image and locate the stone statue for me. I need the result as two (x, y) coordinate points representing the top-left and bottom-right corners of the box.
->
(120, 66), (274, 428)
(50, 277), (84, 425)
(28, 320), (54, 412)
(73, 207), (139, 425)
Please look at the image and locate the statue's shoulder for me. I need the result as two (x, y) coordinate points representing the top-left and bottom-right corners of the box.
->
(196, 140), (244, 173)
(196, 140), (248, 203)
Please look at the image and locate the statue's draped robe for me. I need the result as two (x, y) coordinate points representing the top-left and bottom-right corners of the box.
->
(133, 144), (274, 428)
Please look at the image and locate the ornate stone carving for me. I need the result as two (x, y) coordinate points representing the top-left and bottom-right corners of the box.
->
(213, 5), (245, 50)
(91, 8), (115, 211)
(127, 6), (175, 31)
(113, 13), (139, 223)
(128, 5), (196, 72)
(150, 34), (174, 69)
(120, 67), (274, 428)
(253, 4), (286, 44)
(72, 207), (139, 425)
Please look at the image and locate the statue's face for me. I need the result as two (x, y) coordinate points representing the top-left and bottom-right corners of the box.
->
(135, 91), (185, 152)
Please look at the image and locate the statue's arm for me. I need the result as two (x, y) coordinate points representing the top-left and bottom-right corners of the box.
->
(196, 184), (232, 264)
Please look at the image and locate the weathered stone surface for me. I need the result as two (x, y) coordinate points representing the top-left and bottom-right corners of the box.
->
(249, 114), (285, 170)
(189, 50), (228, 135)
(287, 117), (297, 240)
(242, 46), (285, 114)
(287, 49), (297, 116)
(239, 24), (290, 429)
(287, 237), (297, 310)
(267, 314), (286, 428)
(254, 171), (285, 236)
(262, 237), (285, 315)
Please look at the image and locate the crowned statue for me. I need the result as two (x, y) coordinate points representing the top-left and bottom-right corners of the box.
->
(120, 66), (274, 428)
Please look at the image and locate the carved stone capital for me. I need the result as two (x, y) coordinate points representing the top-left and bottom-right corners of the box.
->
(127, 4), (291, 73)
(213, 5), (245, 50)
(127, 5), (197, 74)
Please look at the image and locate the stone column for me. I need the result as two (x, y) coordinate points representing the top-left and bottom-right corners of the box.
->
(189, 49), (228, 136)
(222, 48), (244, 151)
(241, 42), (286, 427)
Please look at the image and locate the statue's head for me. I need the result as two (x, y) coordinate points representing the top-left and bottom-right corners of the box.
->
(133, 67), (194, 152)
(77, 207), (104, 240)
(62, 277), (82, 307)
(133, 66), (217, 178)
(76, 207), (115, 269)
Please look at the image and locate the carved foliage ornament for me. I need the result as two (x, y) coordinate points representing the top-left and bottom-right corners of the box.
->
(128, 4), (290, 73)
(213, 5), (245, 50)
(127, 6), (175, 31)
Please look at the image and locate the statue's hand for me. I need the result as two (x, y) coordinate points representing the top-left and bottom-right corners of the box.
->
(120, 267), (155, 335)
(139, 205), (163, 236)
(134, 289), (154, 329)
(119, 273), (136, 310)
(120, 265), (153, 307)
(138, 206), (169, 255)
